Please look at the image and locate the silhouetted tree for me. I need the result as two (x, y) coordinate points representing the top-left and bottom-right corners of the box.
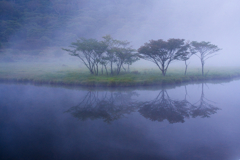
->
(114, 45), (136, 75)
(102, 35), (137, 75)
(177, 43), (194, 75)
(138, 39), (189, 76)
(191, 41), (221, 76)
(62, 38), (107, 75)
(102, 35), (117, 75)
(63, 35), (138, 76)
(124, 53), (139, 72)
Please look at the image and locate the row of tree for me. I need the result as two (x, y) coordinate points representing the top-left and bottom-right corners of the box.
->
(63, 35), (221, 76)
(63, 35), (139, 75)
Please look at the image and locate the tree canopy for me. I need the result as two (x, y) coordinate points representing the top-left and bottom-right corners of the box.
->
(138, 39), (189, 76)
(63, 35), (137, 75)
(191, 41), (221, 75)
(63, 38), (107, 75)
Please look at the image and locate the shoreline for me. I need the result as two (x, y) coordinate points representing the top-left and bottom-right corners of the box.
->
(0, 73), (239, 88)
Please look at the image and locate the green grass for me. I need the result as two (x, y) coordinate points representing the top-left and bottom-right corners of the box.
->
(1, 62), (240, 87)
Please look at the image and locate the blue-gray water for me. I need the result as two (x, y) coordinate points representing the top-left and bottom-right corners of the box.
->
(1, 80), (240, 160)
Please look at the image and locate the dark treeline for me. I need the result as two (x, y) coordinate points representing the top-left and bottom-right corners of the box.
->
(0, 0), (150, 50)
(63, 35), (221, 76)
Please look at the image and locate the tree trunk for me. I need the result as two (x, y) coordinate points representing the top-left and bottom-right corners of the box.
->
(101, 65), (103, 75)
(89, 68), (94, 74)
(110, 62), (113, 75)
(161, 63), (166, 76)
(116, 63), (123, 75)
(201, 62), (204, 76)
(104, 65), (108, 75)
(92, 63), (96, 75)
(117, 66), (121, 75)
(96, 64), (98, 76)
(122, 65), (126, 72)
(184, 61), (188, 76)
(162, 70), (166, 76)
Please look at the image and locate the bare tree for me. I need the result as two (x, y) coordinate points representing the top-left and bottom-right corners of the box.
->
(191, 41), (221, 76)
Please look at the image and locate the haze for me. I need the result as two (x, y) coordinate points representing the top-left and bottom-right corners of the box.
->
(1, 0), (240, 68)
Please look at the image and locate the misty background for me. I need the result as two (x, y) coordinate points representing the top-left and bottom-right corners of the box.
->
(1, 0), (239, 68)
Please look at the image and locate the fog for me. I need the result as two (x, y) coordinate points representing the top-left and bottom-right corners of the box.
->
(2, 1), (240, 159)
(108, 0), (240, 67)
(1, 0), (240, 68)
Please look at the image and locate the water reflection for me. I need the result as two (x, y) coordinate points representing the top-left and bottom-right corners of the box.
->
(138, 88), (193, 123)
(67, 83), (220, 123)
(139, 84), (220, 123)
(191, 83), (220, 118)
(66, 91), (139, 123)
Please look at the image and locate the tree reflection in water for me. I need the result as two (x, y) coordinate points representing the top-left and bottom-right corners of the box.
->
(138, 89), (193, 123)
(190, 83), (220, 118)
(66, 83), (219, 123)
(139, 83), (219, 123)
(66, 91), (139, 123)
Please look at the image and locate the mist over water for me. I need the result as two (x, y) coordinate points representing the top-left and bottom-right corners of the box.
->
(1, 80), (240, 160)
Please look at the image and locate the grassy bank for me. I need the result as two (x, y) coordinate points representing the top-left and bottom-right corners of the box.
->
(1, 62), (240, 87)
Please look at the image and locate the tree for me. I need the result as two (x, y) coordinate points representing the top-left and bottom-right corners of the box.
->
(113, 43), (136, 75)
(190, 41), (221, 76)
(62, 38), (107, 75)
(63, 35), (137, 76)
(102, 35), (118, 75)
(124, 53), (139, 72)
(138, 39), (189, 76)
(102, 35), (136, 75)
(177, 42), (193, 76)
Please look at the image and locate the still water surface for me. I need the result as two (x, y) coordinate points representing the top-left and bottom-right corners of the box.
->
(1, 80), (240, 160)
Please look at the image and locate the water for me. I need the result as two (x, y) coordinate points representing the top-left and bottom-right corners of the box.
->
(1, 80), (240, 160)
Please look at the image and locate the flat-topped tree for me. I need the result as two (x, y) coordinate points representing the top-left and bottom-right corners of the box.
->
(138, 39), (189, 76)
(62, 38), (107, 75)
(191, 41), (221, 76)
(63, 35), (138, 76)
